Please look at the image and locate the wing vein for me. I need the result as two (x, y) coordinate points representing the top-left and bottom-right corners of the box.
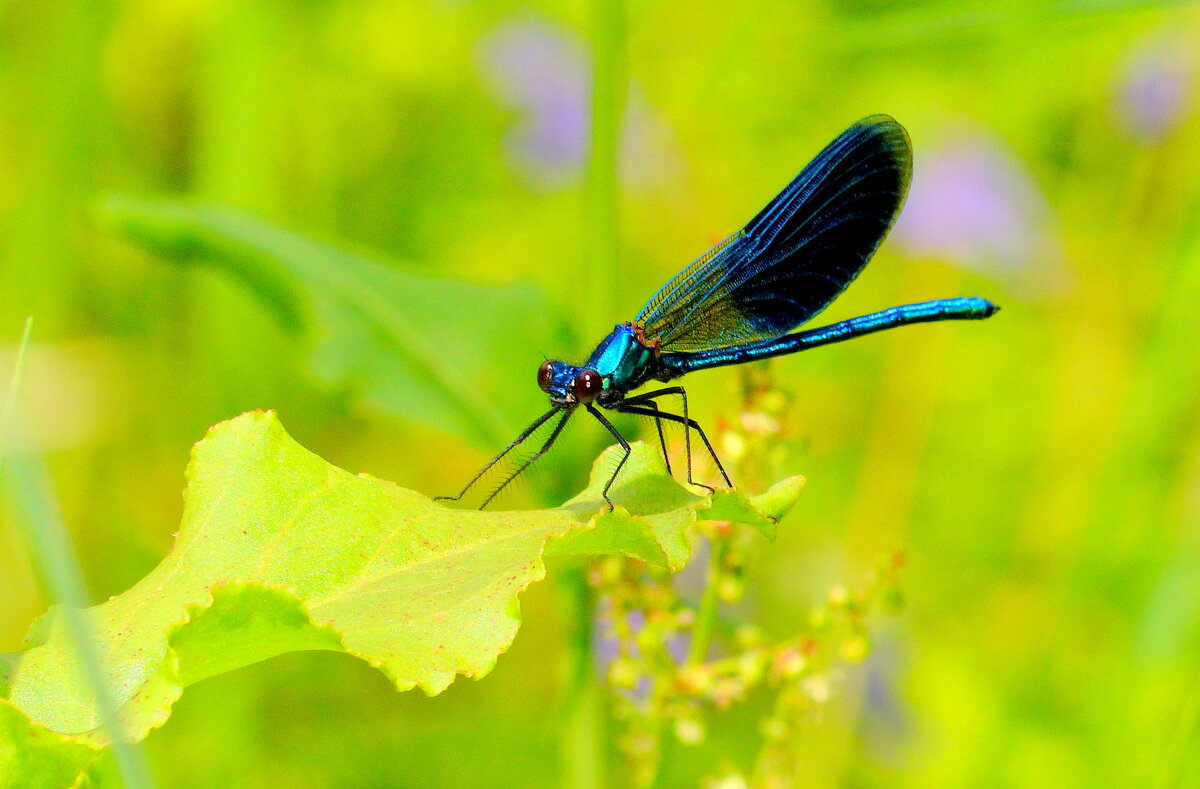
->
(637, 116), (912, 352)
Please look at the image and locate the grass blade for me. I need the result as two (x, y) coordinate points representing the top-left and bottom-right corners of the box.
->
(1, 318), (157, 789)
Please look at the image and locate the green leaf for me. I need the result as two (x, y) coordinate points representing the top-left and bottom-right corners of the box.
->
(548, 444), (804, 569)
(701, 475), (808, 543)
(3, 412), (801, 751)
(0, 698), (107, 789)
(97, 196), (571, 449)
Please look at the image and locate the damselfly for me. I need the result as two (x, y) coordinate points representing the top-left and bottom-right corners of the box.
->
(439, 115), (998, 508)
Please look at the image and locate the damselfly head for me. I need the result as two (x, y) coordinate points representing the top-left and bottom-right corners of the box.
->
(539, 360), (601, 408)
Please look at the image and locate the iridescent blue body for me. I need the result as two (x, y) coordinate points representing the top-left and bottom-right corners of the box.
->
(660, 296), (996, 376)
(440, 116), (1000, 509)
(544, 323), (658, 408)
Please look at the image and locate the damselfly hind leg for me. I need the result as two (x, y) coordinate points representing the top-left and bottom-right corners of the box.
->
(631, 395), (673, 476)
(651, 410), (671, 476)
(618, 386), (732, 492)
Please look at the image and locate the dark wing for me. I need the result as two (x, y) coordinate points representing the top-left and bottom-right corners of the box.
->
(636, 115), (912, 352)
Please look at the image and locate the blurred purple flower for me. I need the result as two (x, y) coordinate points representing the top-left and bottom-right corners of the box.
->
(479, 19), (588, 186)
(477, 17), (679, 190)
(665, 632), (690, 665)
(860, 640), (911, 765)
(593, 597), (624, 667)
(592, 603), (655, 702)
(893, 131), (1053, 280)
(1114, 36), (1195, 141)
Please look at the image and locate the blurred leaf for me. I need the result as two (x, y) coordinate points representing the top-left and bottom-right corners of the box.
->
(97, 196), (570, 448)
(2, 411), (800, 756)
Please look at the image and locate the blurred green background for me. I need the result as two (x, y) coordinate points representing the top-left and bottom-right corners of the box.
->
(3, 0), (1200, 786)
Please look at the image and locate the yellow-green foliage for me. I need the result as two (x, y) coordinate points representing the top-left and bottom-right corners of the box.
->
(1, 0), (1199, 786)
(1, 412), (796, 785)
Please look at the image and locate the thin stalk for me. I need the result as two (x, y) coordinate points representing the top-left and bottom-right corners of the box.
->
(0, 318), (33, 468)
(556, 1), (626, 785)
(1157, 675), (1200, 789)
(584, 0), (626, 342)
(687, 537), (729, 665)
(1, 318), (157, 789)
(556, 565), (607, 789)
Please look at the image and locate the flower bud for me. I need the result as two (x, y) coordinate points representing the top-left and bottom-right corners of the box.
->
(839, 634), (870, 663)
(608, 656), (641, 689)
(674, 716), (706, 745)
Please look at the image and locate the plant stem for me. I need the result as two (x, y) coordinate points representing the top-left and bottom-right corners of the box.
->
(687, 537), (729, 665)
(1, 318), (157, 789)
(584, 0), (626, 342)
(558, 1), (624, 784)
(557, 566), (607, 789)
(1157, 673), (1200, 789)
(0, 318), (33, 470)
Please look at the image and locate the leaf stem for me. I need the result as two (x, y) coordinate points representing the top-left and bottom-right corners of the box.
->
(556, 566), (607, 789)
(687, 536), (730, 665)
(584, 0), (626, 342)
(1, 318), (157, 789)
(0, 318), (33, 467)
(559, 0), (625, 782)
(1157, 672), (1200, 789)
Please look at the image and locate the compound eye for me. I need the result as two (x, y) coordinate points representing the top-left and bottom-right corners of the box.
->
(573, 369), (602, 404)
(537, 361), (554, 393)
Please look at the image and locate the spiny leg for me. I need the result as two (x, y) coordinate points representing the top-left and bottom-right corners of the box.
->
(638, 397), (672, 476)
(616, 404), (723, 491)
(478, 409), (572, 510)
(620, 386), (732, 491)
(435, 407), (560, 504)
(653, 413), (672, 476)
(623, 387), (697, 487)
(586, 404), (631, 509)
(615, 402), (733, 491)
